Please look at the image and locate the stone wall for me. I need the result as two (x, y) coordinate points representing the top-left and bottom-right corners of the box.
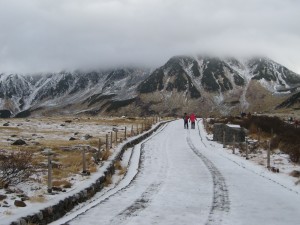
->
(213, 123), (245, 144)
(10, 121), (169, 225)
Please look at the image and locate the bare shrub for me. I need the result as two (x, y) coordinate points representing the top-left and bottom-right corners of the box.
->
(290, 170), (300, 178)
(114, 160), (123, 170)
(102, 150), (111, 161)
(0, 150), (34, 187)
(118, 166), (127, 175)
(249, 123), (258, 134)
(104, 174), (112, 186)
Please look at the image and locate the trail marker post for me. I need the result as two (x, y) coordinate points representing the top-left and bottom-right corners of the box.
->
(45, 148), (53, 193)
(106, 134), (108, 151)
(267, 140), (271, 168)
(125, 126), (127, 140)
(97, 138), (102, 161)
(82, 146), (87, 174)
(233, 135), (236, 154)
(110, 132), (113, 148)
(223, 130), (226, 148)
(245, 138), (249, 160)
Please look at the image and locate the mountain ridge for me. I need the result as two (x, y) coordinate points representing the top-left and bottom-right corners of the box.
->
(1, 55), (299, 117)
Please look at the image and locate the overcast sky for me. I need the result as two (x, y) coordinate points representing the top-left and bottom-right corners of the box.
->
(0, 0), (300, 74)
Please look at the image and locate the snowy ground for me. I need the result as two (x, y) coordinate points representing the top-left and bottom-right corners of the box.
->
(2, 119), (300, 224)
(53, 119), (300, 225)
(0, 116), (149, 224)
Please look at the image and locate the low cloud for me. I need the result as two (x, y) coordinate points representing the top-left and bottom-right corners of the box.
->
(0, 0), (300, 74)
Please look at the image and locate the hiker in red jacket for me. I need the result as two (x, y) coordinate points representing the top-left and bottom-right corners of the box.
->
(190, 113), (197, 129)
(183, 113), (190, 129)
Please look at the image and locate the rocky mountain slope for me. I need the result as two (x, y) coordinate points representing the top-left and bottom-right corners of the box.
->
(1, 56), (299, 117)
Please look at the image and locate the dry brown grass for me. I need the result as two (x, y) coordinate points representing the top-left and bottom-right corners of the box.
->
(114, 160), (123, 170)
(102, 150), (112, 161)
(52, 180), (72, 188)
(29, 195), (46, 203)
(0, 116), (158, 188)
(118, 166), (127, 175)
(104, 174), (112, 187)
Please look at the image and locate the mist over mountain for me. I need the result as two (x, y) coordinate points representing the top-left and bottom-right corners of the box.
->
(1, 55), (300, 117)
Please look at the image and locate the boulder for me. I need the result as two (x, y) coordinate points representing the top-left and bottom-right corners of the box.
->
(14, 200), (27, 207)
(12, 139), (27, 145)
(84, 134), (93, 140)
(0, 110), (11, 118)
(0, 194), (7, 201)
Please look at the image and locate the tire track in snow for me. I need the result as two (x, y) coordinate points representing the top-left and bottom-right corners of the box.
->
(108, 125), (170, 224)
(187, 134), (230, 225)
(55, 123), (169, 225)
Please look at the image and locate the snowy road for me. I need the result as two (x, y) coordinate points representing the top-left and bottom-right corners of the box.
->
(53, 119), (300, 225)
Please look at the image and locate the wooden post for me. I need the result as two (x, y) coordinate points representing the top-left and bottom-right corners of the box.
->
(142, 123), (144, 132)
(258, 128), (261, 143)
(223, 130), (226, 148)
(106, 134), (108, 151)
(125, 126), (127, 140)
(233, 135), (236, 154)
(46, 148), (53, 193)
(110, 132), (113, 148)
(267, 140), (271, 168)
(131, 125), (134, 136)
(245, 138), (249, 160)
(115, 130), (118, 144)
(136, 124), (139, 134)
(97, 138), (101, 160)
(82, 146), (87, 173)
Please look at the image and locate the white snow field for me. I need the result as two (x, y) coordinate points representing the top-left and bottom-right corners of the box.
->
(49, 119), (300, 225)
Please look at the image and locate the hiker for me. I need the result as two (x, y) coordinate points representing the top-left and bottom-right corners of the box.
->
(183, 113), (190, 129)
(190, 113), (197, 129)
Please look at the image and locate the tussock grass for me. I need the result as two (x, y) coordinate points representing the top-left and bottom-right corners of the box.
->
(52, 180), (72, 188)
(29, 195), (46, 203)
(104, 174), (112, 187)
(114, 160), (123, 170)
(102, 150), (111, 161)
(118, 166), (127, 175)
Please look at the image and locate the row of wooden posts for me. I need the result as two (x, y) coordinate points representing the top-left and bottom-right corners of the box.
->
(222, 128), (273, 168)
(45, 117), (161, 193)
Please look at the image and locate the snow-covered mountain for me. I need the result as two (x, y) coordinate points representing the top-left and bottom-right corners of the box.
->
(1, 56), (299, 117)
(137, 56), (300, 116)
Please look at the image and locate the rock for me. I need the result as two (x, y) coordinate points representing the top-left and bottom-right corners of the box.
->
(21, 196), (30, 201)
(84, 134), (93, 140)
(74, 132), (79, 135)
(69, 137), (77, 141)
(12, 139), (27, 145)
(14, 200), (27, 207)
(65, 120), (72, 123)
(0, 110), (11, 118)
(52, 186), (63, 192)
(0, 194), (7, 201)
(3, 122), (10, 126)
(11, 134), (18, 137)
